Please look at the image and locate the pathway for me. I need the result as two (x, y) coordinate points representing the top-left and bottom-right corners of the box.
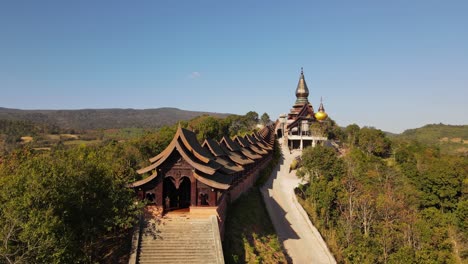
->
(260, 143), (336, 264)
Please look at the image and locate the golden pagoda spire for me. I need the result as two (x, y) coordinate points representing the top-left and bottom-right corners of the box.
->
(315, 97), (328, 121)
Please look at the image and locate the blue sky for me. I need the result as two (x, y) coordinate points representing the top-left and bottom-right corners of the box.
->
(1, 1), (467, 133)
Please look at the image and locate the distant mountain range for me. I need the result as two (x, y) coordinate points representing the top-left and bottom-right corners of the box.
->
(396, 124), (468, 154)
(398, 123), (467, 143)
(0, 107), (230, 130)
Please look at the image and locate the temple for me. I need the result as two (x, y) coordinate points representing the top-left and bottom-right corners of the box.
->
(128, 123), (275, 233)
(277, 68), (329, 149)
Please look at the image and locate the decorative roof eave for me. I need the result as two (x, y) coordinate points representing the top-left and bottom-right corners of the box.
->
(233, 136), (248, 148)
(139, 134), (179, 174)
(193, 171), (231, 190)
(259, 126), (270, 138)
(219, 144), (254, 165)
(230, 136), (262, 159)
(147, 126), (212, 164)
(239, 147), (262, 160)
(148, 128), (180, 163)
(258, 125), (276, 146)
(253, 132), (273, 148)
(137, 136), (217, 176)
(202, 138), (225, 157)
(241, 140), (268, 155)
(255, 139), (272, 151)
(215, 157), (244, 173)
(243, 135), (269, 153)
(220, 136), (240, 152)
(128, 171), (157, 188)
(250, 145), (268, 155)
(179, 128), (212, 163)
(174, 140), (217, 174)
(245, 134), (256, 144)
(234, 136), (266, 154)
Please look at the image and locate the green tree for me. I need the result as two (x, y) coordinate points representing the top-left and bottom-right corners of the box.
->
(188, 115), (223, 142)
(244, 111), (259, 129)
(260, 112), (270, 125)
(357, 127), (391, 157)
(345, 124), (360, 146)
(298, 145), (344, 181)
(0, 144), (142, 263)
(418, 158), (463, 211)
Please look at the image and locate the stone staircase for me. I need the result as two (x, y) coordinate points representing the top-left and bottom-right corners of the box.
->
(135, 215), (224, 264)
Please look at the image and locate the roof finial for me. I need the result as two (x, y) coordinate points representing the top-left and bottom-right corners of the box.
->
(318, 96), (325, 112)
(301, 67), (303, 74)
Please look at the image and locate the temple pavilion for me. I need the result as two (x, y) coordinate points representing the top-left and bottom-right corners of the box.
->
(276, 68), (329, 149)
(128, 124), (275, 221)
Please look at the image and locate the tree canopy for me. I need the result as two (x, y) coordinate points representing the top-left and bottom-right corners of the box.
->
(297, 125), (467, 263)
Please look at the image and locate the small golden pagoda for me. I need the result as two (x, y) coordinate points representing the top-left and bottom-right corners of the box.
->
(315, 97), (328, 121)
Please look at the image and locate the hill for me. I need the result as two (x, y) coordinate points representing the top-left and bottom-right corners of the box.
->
(0, 107), (230, 131)
(396, 123), (468, 154)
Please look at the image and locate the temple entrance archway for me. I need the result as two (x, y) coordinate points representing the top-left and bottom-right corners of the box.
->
(163, 177), (177, 210)
(178, 177), (191, 208)
(163, 176), (191, 211)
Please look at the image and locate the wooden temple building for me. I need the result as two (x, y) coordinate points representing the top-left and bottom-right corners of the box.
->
(277, 68), (329, 149)
(128, 123), (276, 234)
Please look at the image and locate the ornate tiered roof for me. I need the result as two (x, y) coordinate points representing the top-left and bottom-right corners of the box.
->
(220, 136), (262, 160)
(130, 124), (275, 191)
(234, 136), (268, 155)
(287, 103), (315, 130)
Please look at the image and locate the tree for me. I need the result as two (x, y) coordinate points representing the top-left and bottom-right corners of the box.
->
(0, 144), (142, 263)
(418, 158), (463, 212)
(299, 145), (344, 181)
(260, 112), (270, 126)
(357, 127), (391, 157)
(345, 124), (360, 146)
(188, 115), (223, 142)
(244, 111), (259, 129)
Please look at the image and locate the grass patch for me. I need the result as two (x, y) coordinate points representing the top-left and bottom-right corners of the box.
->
(223, 140), (286, 263)
(63, 139), (102, 146)
(223, 189), (288, 264)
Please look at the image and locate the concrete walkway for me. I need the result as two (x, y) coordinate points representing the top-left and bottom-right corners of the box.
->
(260, 143), (336, 264)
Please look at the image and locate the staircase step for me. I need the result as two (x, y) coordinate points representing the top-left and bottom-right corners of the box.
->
(136, 216), (222, 264)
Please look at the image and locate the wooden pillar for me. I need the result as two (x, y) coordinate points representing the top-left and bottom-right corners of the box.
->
(210, 189), (216, 206)
(191, 179), (197, 206)
(155, 182), (163, 206)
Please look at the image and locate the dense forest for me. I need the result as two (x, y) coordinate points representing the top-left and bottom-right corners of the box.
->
(0, 107), (229, 131)
(0, 112), (265, 263)
(395, 124), (468, 155)
(297, 124), (467, 263)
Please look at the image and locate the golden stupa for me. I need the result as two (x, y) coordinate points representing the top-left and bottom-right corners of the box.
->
(314, 98), (328, 121)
